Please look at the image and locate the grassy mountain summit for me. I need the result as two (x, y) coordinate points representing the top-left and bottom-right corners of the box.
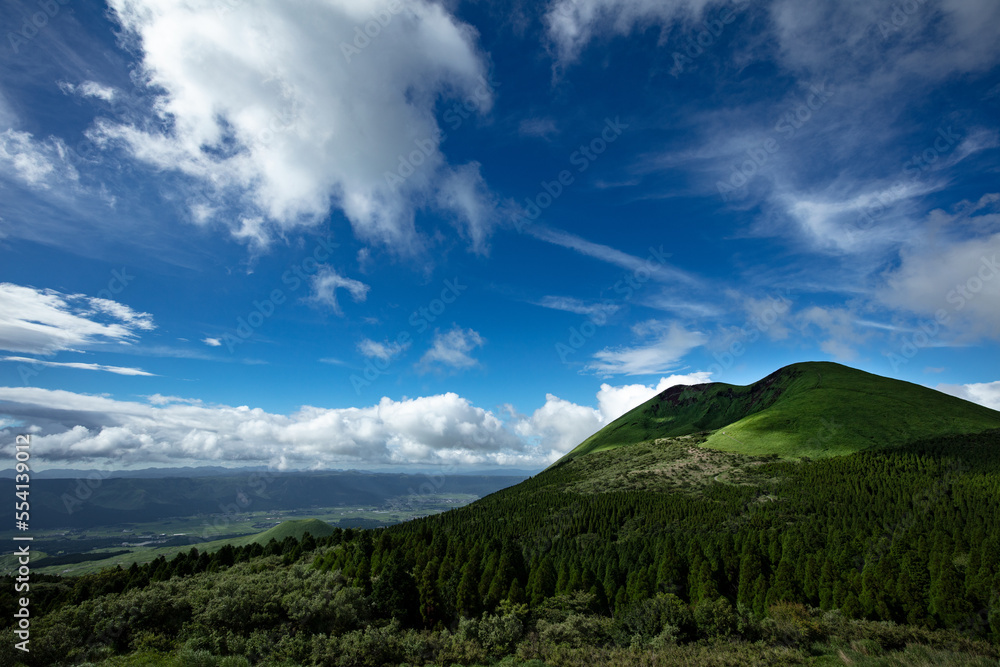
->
(563, 361), (1000, 461)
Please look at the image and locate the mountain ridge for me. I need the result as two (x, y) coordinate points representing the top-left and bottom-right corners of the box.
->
(560, 361), (1000, 463)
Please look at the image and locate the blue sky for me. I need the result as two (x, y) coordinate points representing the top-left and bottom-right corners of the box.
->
(1, 0), (998, 471)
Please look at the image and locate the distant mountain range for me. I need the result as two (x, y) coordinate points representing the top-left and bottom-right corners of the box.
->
(0, 465), (543, 479)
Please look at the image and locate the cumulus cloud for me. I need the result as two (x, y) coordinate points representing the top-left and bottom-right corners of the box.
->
(308, 266), (370, 315)
(0, 371), (720, 467)
(0, 283), (155, 356)
(202, 337), (222, 347)
(514, 394), (603, 455)
(595, 372), (711, 422)
(0, 387), (527, 468)
(936, 381), (1000, 411)
(96, 0), (498, 251)
(419, 326), (484, 371)
(513, 372), (712, 460)
(587, 320), (706, 376)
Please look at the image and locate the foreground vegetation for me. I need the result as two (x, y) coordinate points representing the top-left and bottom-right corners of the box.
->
(4, 429), (999, 665)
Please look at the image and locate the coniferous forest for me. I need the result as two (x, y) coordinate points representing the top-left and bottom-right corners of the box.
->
(4, 429), (1000, 666)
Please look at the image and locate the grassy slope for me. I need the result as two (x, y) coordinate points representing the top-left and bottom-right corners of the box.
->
(562, 361), (1000, 462)
(36, 518), (335, 576)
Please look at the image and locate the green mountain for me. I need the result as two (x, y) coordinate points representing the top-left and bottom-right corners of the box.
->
(563, 361), (1000, 461)
(14, 363), (1000, 665)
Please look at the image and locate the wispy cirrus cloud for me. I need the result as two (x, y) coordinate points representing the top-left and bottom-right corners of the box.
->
(0, 283), (154, 356)
(587, 320), (706, 376)
(535, 295), (620, 319)
(0, 356), (155, 376)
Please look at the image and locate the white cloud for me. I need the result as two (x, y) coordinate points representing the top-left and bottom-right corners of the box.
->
(202, 337), (222, 347)
(0, 373), (722, 468)
(794, 306), (871, 361)
(308, 266), (370, 315)
(545, 0), (713, 65)
(880, 233), (1000, 341)
(595, 372), (711, 422)
(587, 320), (706, 376)
(0, 129), (79, 189)
(358, 337), (410, 362)
(515, 394), (603, 456)
(96, 0), (498, 252)
(0, 283), (155, 356)
(528, 225), (696, 285)
(513, 372), (712, 460)
(59, 80), (118, 102)
(0, 356), (155, 376)
(435, 162), (499, 255)
(936, 381), (1000, 411)
(536, 295), (620, 319)
(419, 326), (484, 370)
(0, 387), (527, 467)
